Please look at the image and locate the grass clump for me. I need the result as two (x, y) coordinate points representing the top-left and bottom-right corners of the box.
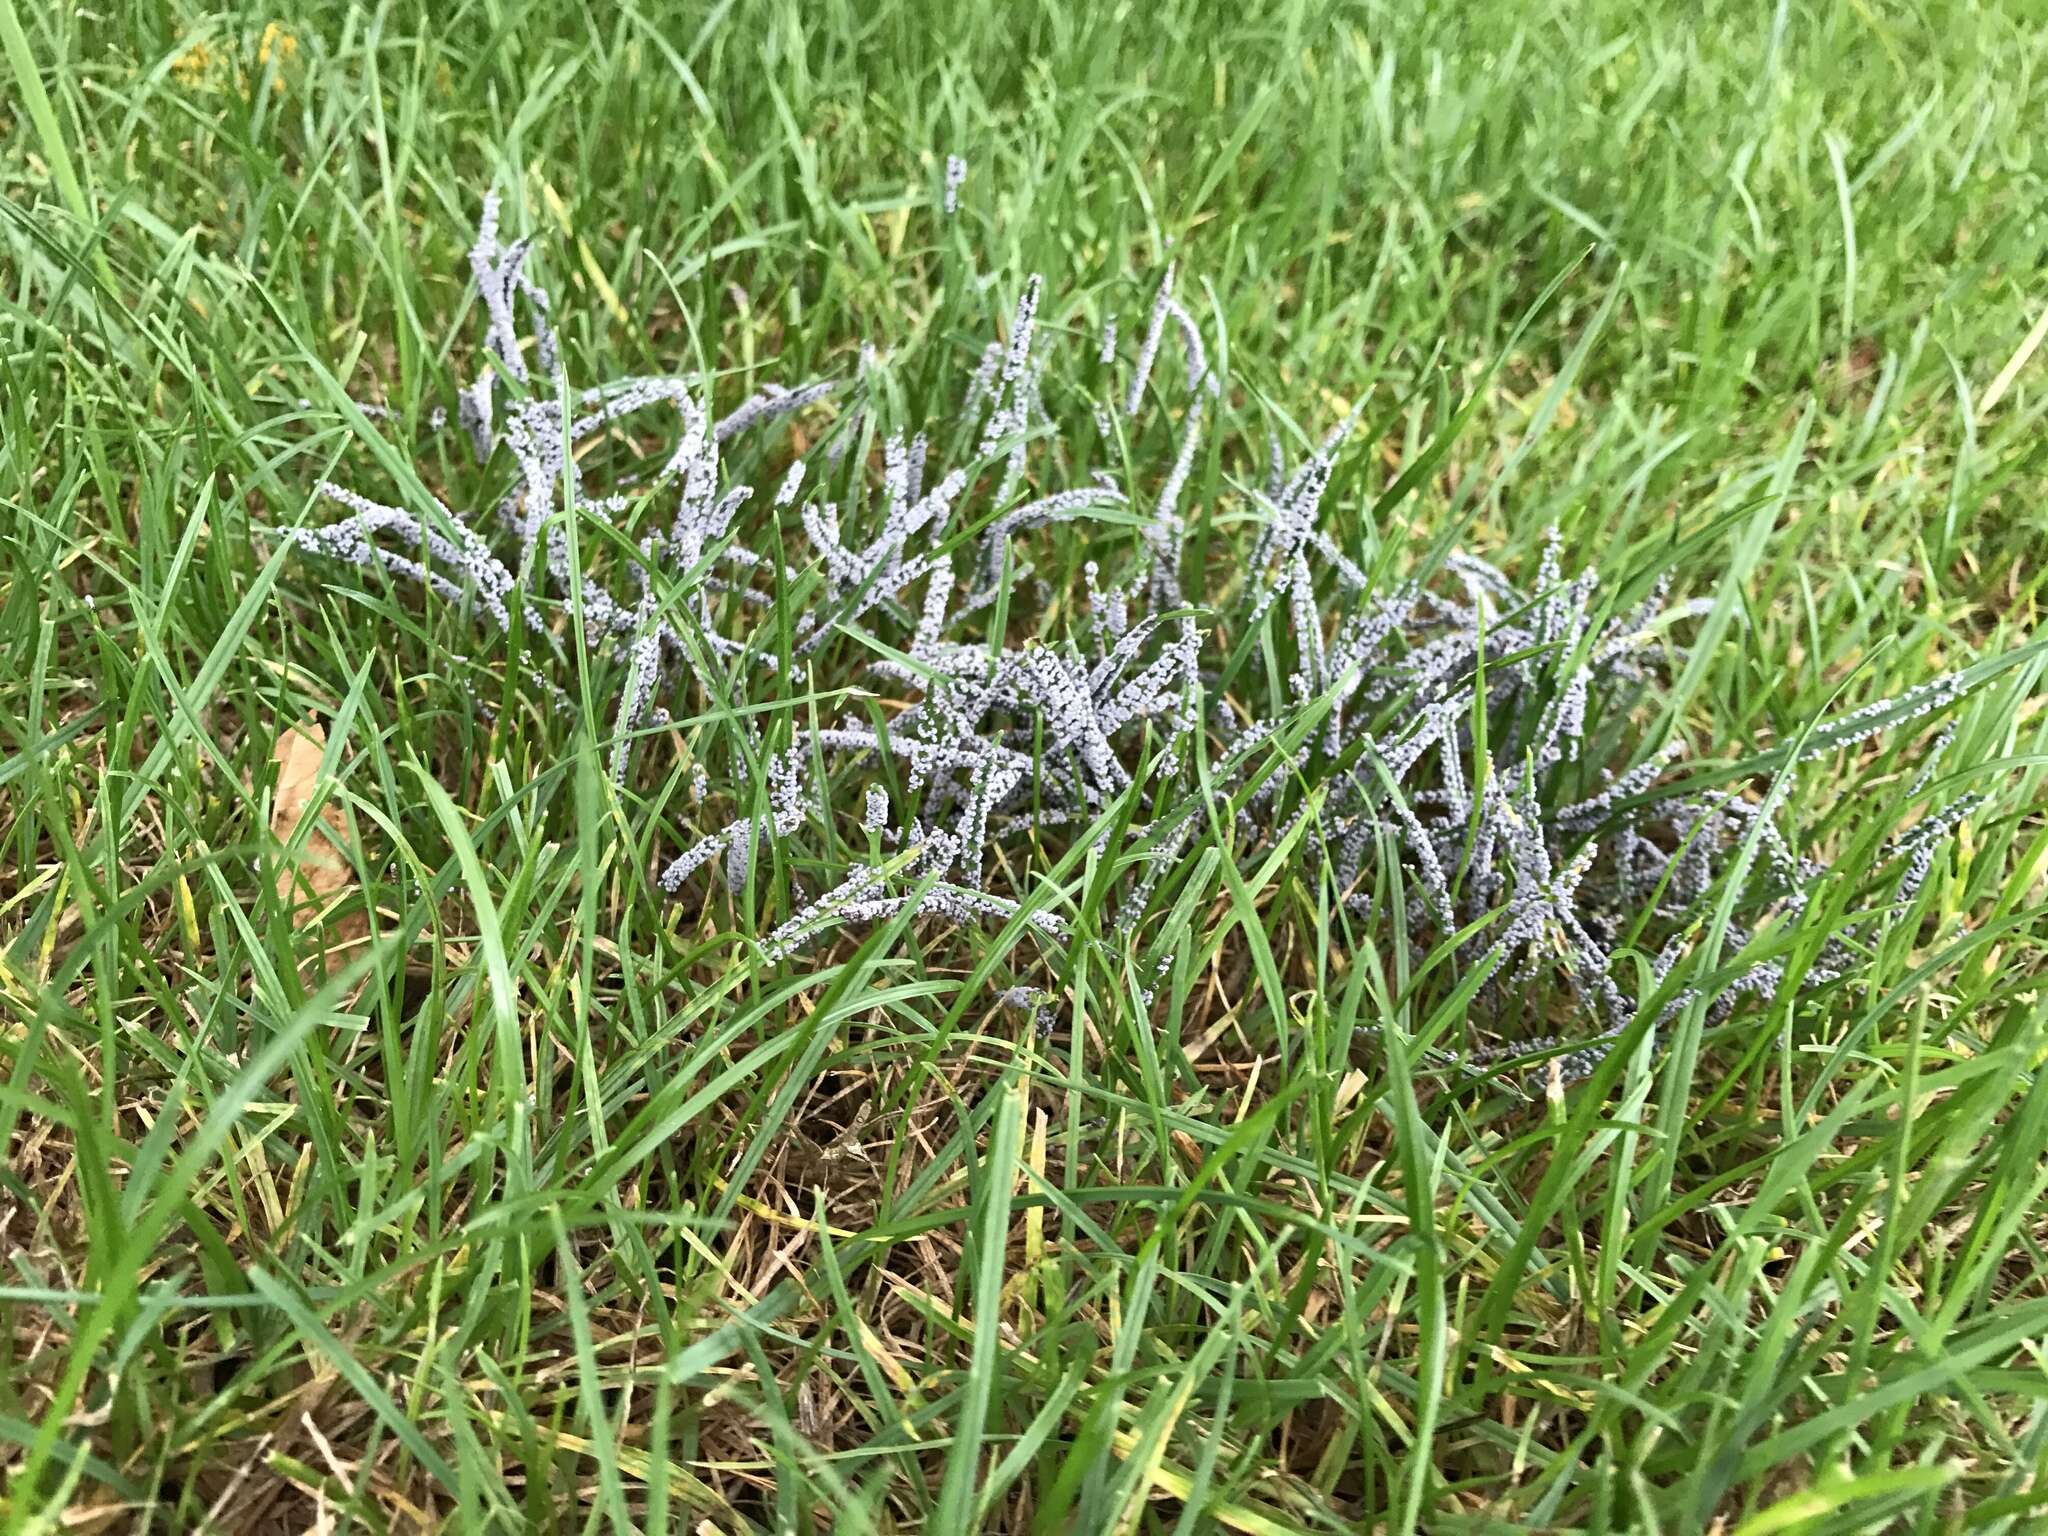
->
(287, 195), (1994, 1104)
(3, 2), (2047, 1532)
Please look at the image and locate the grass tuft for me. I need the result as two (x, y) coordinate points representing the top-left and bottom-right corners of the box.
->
(3, 3), (2047, 1531)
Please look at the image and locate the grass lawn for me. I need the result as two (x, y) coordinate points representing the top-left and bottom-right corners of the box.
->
(4, 1), (2048, 1531)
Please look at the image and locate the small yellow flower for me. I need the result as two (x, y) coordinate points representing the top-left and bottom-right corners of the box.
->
(171, 39), (213, 89)
(255, 22), (299, 95)
(257, 22), (298, 70)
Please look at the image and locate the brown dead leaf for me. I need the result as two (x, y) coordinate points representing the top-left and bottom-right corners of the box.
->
(272, 721), (350, 904)
(270, 718), (363, 974)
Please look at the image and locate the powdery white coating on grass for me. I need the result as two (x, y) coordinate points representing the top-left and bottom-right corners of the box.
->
(283, 192), (1992, 1094)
